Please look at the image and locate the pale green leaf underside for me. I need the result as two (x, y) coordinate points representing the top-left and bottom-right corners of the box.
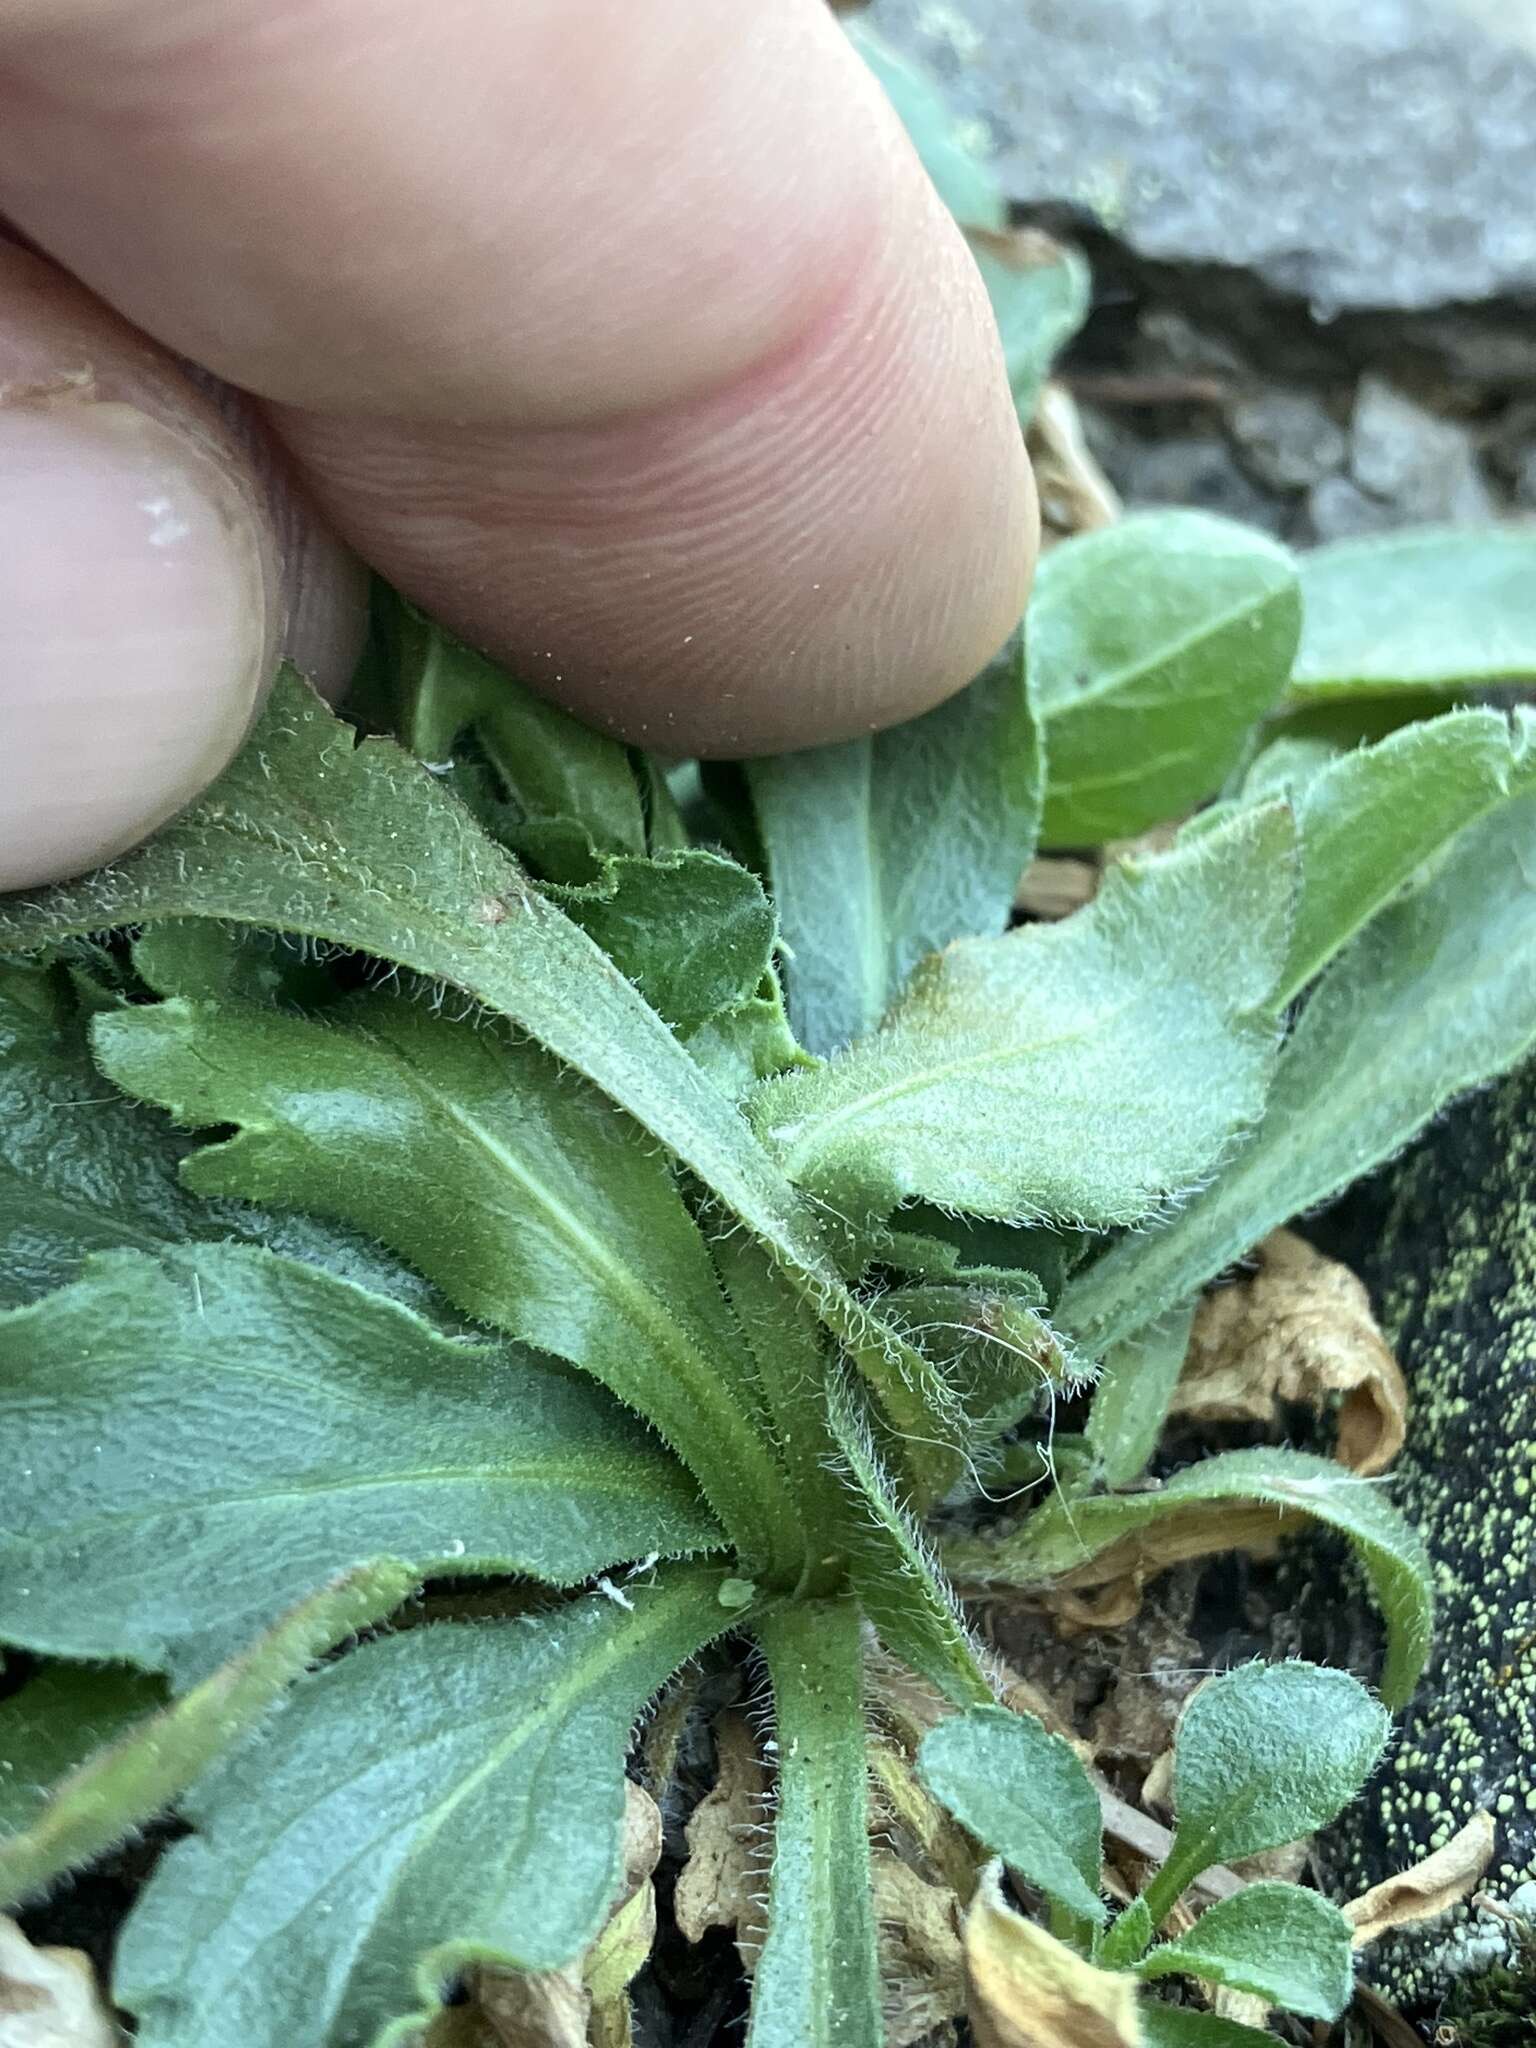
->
(1060, 794), (1536, 1363)
(917, 1705), (1105, 1924)
(1263, 705), (1536, 1004)
(947, 1446), (1430, 1708)
(748, 1598), (882, 2048)
(116, 1565), (740, 2048)
(843, 18), (1006, 233)
(750, 804), (1294, 1228)
(745, 643), (1042, 1056)
(1290, 523), (1536, 702)
(1031, 510), (1301, 846)
(0, 1243), (717, 1679)
(1136, 1881), (1354, 2020)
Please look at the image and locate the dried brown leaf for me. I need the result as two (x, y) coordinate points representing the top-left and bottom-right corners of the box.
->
(875, 1850), (966, 2048)
(0, 1919), (118, 2048)
(1028, 379), (1123, 543)
(1177, 1232), (1407, 1475)
(1015, 858), (1100, 922)
(674, 1711), (769, 1966)
(964, 1864), (1144, 2048)
(1343, 1811), (1496, 1948)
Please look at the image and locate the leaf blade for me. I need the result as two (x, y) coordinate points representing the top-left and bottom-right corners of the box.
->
(1136, 1881), (1355, 2020)
(115, 1565), (742, 2048)
(751, 805), (1295, 1228)
(1032, 511), (1301, 846)
(747, 1597), (882, 2048)
(0, 1243), (718, 1677)
(918, 1705), (1106, 1925)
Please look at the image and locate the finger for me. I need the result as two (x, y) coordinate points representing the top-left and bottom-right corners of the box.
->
(0, 242), (361, 890)
(0, 0), (1034, 752)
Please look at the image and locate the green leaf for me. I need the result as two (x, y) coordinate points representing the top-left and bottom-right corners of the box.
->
(381, 596), (646, 871)
(0, 673), (921, 1455)
(1136, 1881), (1354, 2020)
(115, 1564), (741, 2047)
(946, 1447), (1432, 1708)
(824, 1375), (992, 1708)
(1031, 511), (1301, 846)
(1, 1564), (413, 1911)
(1262, 707), (1535, 1004)
(747, 1597), (882, 2048)
(1289, 524), (1536, 706)
(843, 19), (1006, 233)
(133, 920), (338, 1007)
(0, 1242), (718, 1678)
(1060, 793), (1536, 1359)
(917, 1705), (1106, 1925)
(1138, 2007), (1276, 2048)
(687, 963), (810, 1099)
(750, 804), (1295, 1228)
(743, 643), (1043, 1055)
(1144, 1661), (1388, 1923)
(94, 995), (796, 1572)
(551, 847), (776, 1036)
(878, 1282), (1077, 1450)
(1084, 1302), (1197, 1488)
(974, 236), (1092, 429)
(1099, 1895), (1154, 1969)
(0, 1663), (165, 1840)
(0, 960), (425, 1314)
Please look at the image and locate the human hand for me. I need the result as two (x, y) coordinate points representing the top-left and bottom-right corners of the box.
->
(0, 0), (1036, 890)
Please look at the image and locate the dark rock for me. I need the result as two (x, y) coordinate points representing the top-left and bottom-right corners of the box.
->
(1225, 389), (1348, 495)
(1319, 1054), (1536, 2019)
(865, 0), (1536, 317)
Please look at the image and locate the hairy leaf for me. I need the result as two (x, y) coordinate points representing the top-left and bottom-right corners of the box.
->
(550, 849), (776, 1035)
(878, 1282), (1076, 1450)
(0, 674), (929, 1451)
(1289, 524), (1536, 705)
(1, 1564), (414, 1910)
(1145, 1662), (1389, 1922)
(0, 961), (428, 1314)
(1031, 512), (1300, 846)
(918, 1706), (1106, 1925)
(744, 645), (1042, 1055)
(751, 805), (1294, 1228)
(381, 597), (646, 872)
(95, 996), (796, 1571)
(946, 1447), (1431, 1708)
(1257, 707), (1535, 1003)
(747, 1598), (882, 2048)
(0, 1664), (165, 1840)
(1136, 1882), (1354, 2020)
(1060, 794), (1536, 1358)
(0, 1243), (717, 1677)
(115, 1565), (741, 2047)
(824, 1376), (992, 1708)
(1084, 1303), (1197, 1488)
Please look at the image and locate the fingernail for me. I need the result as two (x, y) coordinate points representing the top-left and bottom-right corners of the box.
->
(0, 398), (278, 891)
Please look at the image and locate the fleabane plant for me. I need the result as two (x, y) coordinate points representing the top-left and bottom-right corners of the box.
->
(6, 43), (1536, 2044)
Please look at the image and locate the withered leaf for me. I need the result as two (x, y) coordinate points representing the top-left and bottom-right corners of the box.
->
(1176, 1231), (1406, 1475)
(674, 1711), (769, 1966)
(964, 1864), (1143, 2048)
(874, 1850), (965, 2048)
(0, 1917), (118, 2048)
(1343, 1810), (1496, 1947)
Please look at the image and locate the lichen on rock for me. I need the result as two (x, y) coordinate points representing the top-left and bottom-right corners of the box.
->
(1323, 1054), (1536, 2019)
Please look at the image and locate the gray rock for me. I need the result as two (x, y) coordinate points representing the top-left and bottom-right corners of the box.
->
(1306, 474), (1402, 543)
(1348, 375), (1497, 521)
(1226, 390), (1348, 493)
(866, 0), (1536, 314)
